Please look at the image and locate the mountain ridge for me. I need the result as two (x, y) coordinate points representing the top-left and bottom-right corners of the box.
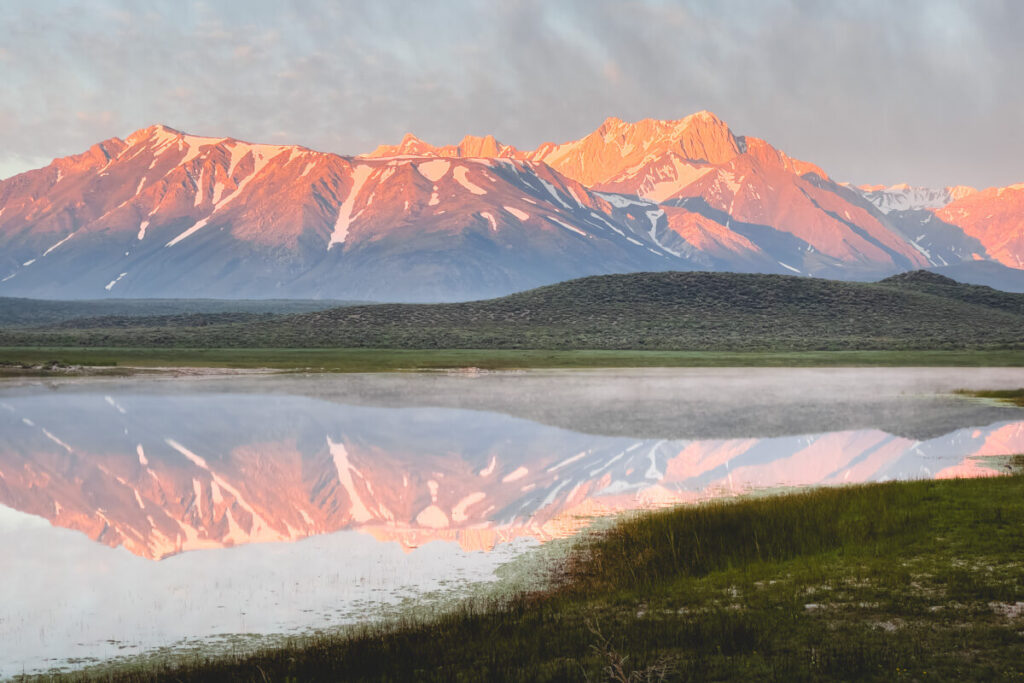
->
(1, 112), (1022, 301)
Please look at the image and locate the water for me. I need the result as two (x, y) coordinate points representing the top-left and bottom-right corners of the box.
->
(2, 367), (1024, 676)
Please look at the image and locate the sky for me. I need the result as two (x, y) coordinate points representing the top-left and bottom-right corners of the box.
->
(0, 0), (1022, 188)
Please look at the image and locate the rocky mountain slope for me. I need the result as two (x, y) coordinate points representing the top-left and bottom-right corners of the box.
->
(1, 113), (1021, 300)
(0, 126), (691, 300)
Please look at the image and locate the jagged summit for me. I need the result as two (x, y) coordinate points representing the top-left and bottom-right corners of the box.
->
(365, 131), (517, 159)
(664, 110), (741, 165)
(856, 184), (980, 214)
(363, 110), (743, 167)
(125, 123), (181, 141)
(360, 110), (827, 192)
(453, 133), (510, 158)
(123, 123), (226, 149)
(367, 131), (445, 158)
(538, 109), (743, 185)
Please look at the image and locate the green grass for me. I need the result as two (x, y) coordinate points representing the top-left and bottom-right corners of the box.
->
(43, 463), (1024, 682)
(2, 347), (1024, 373)
(956, 388), (1024, 407)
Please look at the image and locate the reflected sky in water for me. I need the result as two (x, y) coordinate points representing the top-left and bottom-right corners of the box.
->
(2, 368), (1023, 675)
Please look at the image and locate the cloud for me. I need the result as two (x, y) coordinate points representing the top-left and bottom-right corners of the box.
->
(0, 0), (1021, 187)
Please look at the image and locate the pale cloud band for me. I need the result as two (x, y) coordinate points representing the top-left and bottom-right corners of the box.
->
(0, 0), (1021, 188)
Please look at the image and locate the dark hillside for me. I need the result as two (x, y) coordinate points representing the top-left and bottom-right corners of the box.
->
(878, 270), (1024, 316)
(0, 297), (357, 327)
(2, 271), (1023, 351)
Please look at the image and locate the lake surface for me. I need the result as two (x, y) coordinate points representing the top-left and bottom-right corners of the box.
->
(3, 367), (1024, 676)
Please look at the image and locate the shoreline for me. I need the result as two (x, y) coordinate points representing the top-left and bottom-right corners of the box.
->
(3, 347), (1024, 376)
(40, 469), (1024, 682)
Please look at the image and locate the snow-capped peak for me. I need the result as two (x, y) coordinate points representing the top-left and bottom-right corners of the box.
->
(124, 124), (224, 152)
(855, 184), (979, 213)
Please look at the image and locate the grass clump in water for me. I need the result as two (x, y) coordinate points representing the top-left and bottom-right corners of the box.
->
(955, 387), (1024, 407)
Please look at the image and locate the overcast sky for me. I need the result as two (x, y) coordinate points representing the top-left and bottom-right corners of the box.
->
(1, 0), (1021, 188)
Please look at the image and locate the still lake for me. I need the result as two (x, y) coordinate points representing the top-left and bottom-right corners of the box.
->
(3, 367), (1024, 676)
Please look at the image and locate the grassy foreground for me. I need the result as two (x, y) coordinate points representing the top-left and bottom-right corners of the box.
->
(3, 347), (1024, 373)
(49, 460), (1024, 682)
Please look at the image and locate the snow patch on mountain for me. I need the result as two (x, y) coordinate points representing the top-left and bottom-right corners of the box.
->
(166, 218), (209, 247)
(193, 168), (206, 207)
(167, 148), (281, 247)
(480, 211), (497, 231)
(642, 208), (680, 256)
(597, 192), (645, 208)
(479, 456), (497, 477)
(453, 165), (487, 195)
(41, 428), (73, 453)
(538, 178), (571, 209)
(546, 216), (587, 236)
(329, 165), (374, 249)
(327, 438), (374, 523)
(547, 451), (587, 472)
(415, 504), (449, 529)
(417, 159), (451, 182)
(165, 438), (277, 542)
(633, 157), (713, 202)
(104, 272), (128, 291)
(502, 466), (528, 483)
(451, 492), (486, 523)
(504, 206), (529, 221)
(43, 233), (75, 256)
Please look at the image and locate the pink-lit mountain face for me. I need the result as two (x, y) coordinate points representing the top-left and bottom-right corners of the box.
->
(0, 113), (1020, 300)
(0, 126), (688, 300)
(934, 185), (1024, 269)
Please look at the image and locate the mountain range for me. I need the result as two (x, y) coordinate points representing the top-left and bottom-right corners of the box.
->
(1, 112), (1022, 300)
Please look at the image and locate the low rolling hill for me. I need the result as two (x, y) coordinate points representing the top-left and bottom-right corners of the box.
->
(2, 271), (1023, 352)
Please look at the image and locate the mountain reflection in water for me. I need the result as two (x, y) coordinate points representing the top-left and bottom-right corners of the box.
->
(1, 386), (1021, 561)
(3, 369), (1024, 676)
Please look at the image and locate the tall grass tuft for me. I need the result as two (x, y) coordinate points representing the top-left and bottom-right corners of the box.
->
(564, 484), (927, 595)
